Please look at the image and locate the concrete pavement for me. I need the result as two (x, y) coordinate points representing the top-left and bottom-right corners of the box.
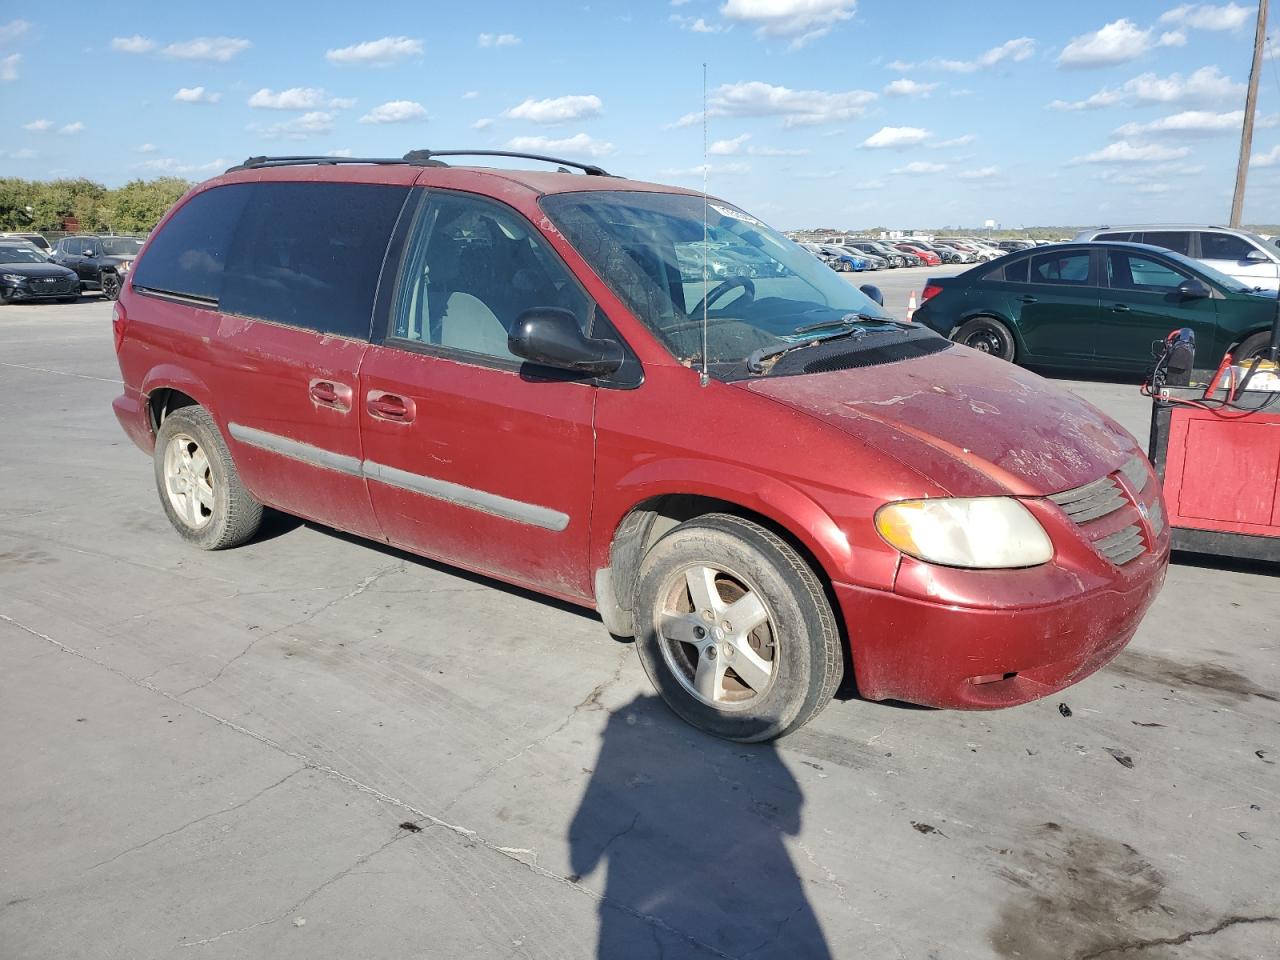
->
(2, 299), (1277, 960)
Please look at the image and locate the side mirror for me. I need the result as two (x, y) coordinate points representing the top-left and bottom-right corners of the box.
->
(509, 307), (624, 377)
(1176, 278), (1210, 300)
(1245, 249), (1270, 263)
(859, 284), (885, 306)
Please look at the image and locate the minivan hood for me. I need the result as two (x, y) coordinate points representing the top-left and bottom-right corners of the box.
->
(737, 345), (1142, 498)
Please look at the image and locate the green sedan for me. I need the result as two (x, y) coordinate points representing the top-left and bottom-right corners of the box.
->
(912, 241), (1277, 370)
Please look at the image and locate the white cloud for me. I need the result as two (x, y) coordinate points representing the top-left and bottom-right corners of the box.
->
(678, 80), (876, 128)
(248, 87), (352, 110)
(137, 157), (226, 176)
(708, 133), (751, 155)
(957, 166), (1002, 180)
(0, 19), (31, 43)
(136, 143), (157, 153)
(504, 132), (615, 158)
(1070, 140), (1192, 164)
(931, 134), (976, 148)
(893, 161), (947, 174)
(162, 37), (251, 62)
(359, 100), (428, 124)
(1252, 144), (1280, 167)
(504, 94), (603, 124)
(59, 122), (85, 135)
(22, 119), (52, 132)
(719, 0), (858, 48)
(111, 35), (155, 53)
(671, 14), (724, 32)
(1049, 65), (1243, 111)
(258, 111), (336, 139)
(1, 53), (20, 82)
(477, 33), (521, 47)
(463, 90), (480, 100)
(862, 125), (930, 149)
(1159, 3), (1252, 31)
(895, 37), (1036, 73)
(884, 78), (938, 97)
(471, 118), (494, 130)
(1058, 19), (1183, 69)
(174, 86), (221, 104)
(326, 36), (422, 65)
(1114, 109), (1245, 138)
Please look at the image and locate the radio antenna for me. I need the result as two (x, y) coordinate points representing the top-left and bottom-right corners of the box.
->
(700, 62), (710, 387)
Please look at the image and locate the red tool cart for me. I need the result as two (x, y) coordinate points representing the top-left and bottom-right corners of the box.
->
(1146, 318), (1280, 562)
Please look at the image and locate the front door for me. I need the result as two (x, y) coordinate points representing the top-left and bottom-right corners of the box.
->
(1197, 230), (1280, 294)
(359, 189), (599, 599)
(1095, 249), (1221, 369)
(1013, 248), (1100, 363)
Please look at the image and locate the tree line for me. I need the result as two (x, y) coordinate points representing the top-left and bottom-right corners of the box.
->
(0, 177), (192, 235)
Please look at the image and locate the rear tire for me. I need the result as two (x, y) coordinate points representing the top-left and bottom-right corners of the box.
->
(153, 406), (262, 550)
(633, 514), (843, 742)
(1235, 331), (1273, 364)
(101, 272), (121, 301)
(953, 315), (1017, 362)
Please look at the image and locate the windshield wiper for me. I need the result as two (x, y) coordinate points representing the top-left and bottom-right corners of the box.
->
(745, 314), (911, 374)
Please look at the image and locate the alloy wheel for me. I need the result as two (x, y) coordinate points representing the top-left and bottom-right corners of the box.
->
(657, 563), (777, 707)
(163, 433), (215, 530)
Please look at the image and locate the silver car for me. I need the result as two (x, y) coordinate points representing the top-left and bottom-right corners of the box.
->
(1074, 224), (1280, 294)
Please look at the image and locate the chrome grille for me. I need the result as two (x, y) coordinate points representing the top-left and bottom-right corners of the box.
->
(1048, 475), (1127, 523)
(1094, 525), (1145, 565)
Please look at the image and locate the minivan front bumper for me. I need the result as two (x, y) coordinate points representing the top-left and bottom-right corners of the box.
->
(833, 538), (1169, 709)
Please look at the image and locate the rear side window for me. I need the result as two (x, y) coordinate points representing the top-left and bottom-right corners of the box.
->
(133, 185), (250, 302)
(1030, 251), (1091, 285)
(996, 257), (1029, 282)
(220, 182), (410, 339)
(1139, 231), (1191, 255)
(1096, 232), (1133, 242)
(1199, 232), (1255, 261)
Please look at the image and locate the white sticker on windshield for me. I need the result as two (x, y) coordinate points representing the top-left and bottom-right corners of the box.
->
(708, 202), (764, 227)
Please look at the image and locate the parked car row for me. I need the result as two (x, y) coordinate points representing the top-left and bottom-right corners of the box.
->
(0, 232), (170, 305)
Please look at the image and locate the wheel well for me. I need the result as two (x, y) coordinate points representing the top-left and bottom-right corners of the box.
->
(147, 388), (198, 432)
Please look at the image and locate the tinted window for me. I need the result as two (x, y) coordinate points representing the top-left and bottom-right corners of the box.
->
(1139, 231), (1191, 255)
(1199, 231), (1255, 261)
(133, 185), (250, 302)
(1096, 232), (1133, 242)
(221, 182), (409, 339)
(1030, 251), (1091, 285)
(63, 238), (83, 256)
(392, 191), (591, 362)
(1001, 257), (1029, 282)
(1107, 252), (1189, 291)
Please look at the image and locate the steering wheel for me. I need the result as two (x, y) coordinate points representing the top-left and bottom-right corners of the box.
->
(689, 277), (755, 319)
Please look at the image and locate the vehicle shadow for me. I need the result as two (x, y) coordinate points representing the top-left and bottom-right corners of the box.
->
(569, 694), (833, 959)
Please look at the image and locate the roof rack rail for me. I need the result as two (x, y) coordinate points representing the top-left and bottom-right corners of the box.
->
(401, 149), (611, 177)
(226, 149), (613, 177)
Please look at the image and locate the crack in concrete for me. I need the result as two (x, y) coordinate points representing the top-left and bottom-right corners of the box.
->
(83, 768), (306, 874)
(1, 612), (737, 960)
(178, 831), (407, 948)
(178, 562), (403, 696)
(1076, 914), (1280, 959)
(441, 644), (629, 814)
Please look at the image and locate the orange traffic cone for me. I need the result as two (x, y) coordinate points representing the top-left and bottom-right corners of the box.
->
(906, 290), (917, 321)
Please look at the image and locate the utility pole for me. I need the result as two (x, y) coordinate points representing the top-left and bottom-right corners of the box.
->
(1230, 0), (1268, 226)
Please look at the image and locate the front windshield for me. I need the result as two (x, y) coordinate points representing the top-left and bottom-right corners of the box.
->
(102, 237), (143, 257)
(541, 191), (893, 368)
(0, 244), (47, 264)
(1164, 250), (1255, 294)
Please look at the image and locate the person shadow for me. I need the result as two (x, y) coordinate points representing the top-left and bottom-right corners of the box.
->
(569, 694), (832, 959)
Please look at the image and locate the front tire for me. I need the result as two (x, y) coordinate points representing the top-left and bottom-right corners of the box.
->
(101, 272), (121, 301)
(633, 514), (843, 742)
(953, 315), (1017, 362)
(153, 406), (263, 550)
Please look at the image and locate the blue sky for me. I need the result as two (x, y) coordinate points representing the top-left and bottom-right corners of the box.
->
(2, 1), (1278, 229)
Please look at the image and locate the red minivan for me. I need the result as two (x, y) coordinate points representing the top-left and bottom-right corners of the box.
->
(112, 150), (1169, 741)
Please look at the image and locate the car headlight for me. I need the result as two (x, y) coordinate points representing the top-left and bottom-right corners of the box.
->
(2, 273), (26, 283)
(875, 497), (1053, 569)
(116, 261), (130, 273)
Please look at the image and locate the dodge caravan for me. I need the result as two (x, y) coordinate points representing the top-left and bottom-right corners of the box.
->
(112, 150), (1169, 741)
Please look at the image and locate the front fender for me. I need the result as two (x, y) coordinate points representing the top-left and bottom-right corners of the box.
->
(593, 457), (864, 589)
